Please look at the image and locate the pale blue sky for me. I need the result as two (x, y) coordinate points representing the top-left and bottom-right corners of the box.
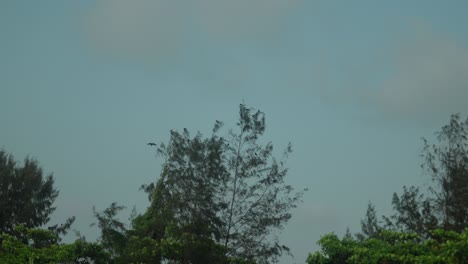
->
(1, 1), (468, 262)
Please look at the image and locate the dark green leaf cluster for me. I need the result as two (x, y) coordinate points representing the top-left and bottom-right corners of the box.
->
(307, 228), (468, 264)
(0, 225), (109, 264)
(92, 202), (128, 258)
(356, 202), (381, 241)
(0, 150), (59, 235)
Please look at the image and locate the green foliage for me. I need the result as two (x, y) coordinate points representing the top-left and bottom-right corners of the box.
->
(357, 114), (468, 239)
(307, 229), (468, 264)
(92, 202), (128, 258)
(357, 202), (381, 241)
(0, 150), (75, 240)
(383, 186), (438, 238)
(422, 114), (468, 232)
(157, 224), (228, 264)
(92, 104), (305, 263)
(138, 104), (305, 263)
(307, 232), (357, 264)
(0, 225), (109, 264)
(0, 150), (58, 234)
(318, 114), (468, 264)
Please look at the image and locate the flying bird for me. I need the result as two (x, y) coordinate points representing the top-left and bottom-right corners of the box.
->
(147, 142), (157, 147)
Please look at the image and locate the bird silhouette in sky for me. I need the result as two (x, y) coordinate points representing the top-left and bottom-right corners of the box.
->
(147, 142), (157, 147)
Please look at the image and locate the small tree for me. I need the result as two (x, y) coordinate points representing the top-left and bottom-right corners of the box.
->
(368, 114), (468, 237)
(91, 202), (128, 258)
(382, 186), (438, 237)
(356, 202), (381, 241)
(0, 150), (106, 262)
(137, 104), (306, 263)
(423, 114), (468, 232)
(0, 150), (65, 236)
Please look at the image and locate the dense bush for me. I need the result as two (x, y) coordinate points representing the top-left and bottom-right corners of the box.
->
(307, 229), (468, 264)
(0, 225), (109, 264)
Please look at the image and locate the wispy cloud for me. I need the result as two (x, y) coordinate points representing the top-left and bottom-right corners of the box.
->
(366, 22), (468, 120)
(82, 0), (301, 60)
(82, 2), (468, 122)
(83, 0), (186, 59)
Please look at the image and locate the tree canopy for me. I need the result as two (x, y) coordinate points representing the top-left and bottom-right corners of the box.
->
(0, 150), (108, 263)
(422, 114), (468, 232)
(0, 150), (59, 235)
(309, 114), (468, 263)
(0, 225), (109, 264)
(307, 228), (468, 264)
(91, 104), (306, 263)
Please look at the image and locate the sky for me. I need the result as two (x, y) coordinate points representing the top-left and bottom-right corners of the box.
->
(1, 0), (468, 262)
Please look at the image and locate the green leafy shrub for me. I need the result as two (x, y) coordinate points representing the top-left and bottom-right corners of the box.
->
(307, 229), (468, 264)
